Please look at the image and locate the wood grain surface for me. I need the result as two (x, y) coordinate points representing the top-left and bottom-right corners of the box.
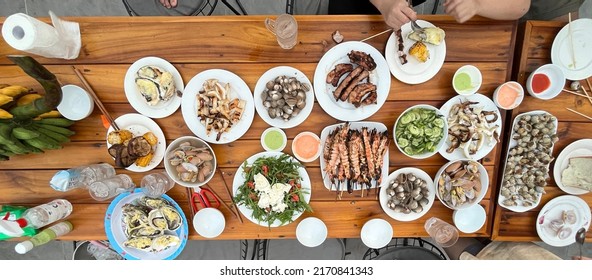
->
(0, 15), (516, 241)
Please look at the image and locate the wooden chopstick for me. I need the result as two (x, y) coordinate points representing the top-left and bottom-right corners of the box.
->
(566, 107), (592, 121)
(568, 13), (577, 69)
(218, 169), (243, 224)
(71, 66), (120, 131)
(581, 84), (592, 106)
(562, 88), (592, 101)
(203, 184), (239, 221)
(360, 29), (393, 42)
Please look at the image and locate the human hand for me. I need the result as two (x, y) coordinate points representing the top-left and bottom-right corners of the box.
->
(443, 0), (481, 23)
(159, 0), (178, 9)
(371, 0), (417, 30)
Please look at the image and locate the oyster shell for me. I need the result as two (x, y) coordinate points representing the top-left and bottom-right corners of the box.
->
(138, 196), (170, 209)
(408, 27), (445, 46)
(151, 234), (180, 253)
(136, 78), (160, 106)
(127, 223), (162, 238)
(135, 65), (176, 106)
(148, 209), (169, 231)
(160, 205), (182, 231)
(123, 236), (153, 251)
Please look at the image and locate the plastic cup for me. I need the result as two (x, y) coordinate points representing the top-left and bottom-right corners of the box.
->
(424, 217), (459, 247)
(265, 14), (298, 49)
(88, 174), (135, 201)
(141, 171), (175, 198)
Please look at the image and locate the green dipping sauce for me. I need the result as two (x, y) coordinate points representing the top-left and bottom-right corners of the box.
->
(454, 72), (472, 91)
(264, 130), (284, 150)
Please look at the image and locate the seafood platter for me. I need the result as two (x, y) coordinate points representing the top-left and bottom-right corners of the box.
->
(553, 139), (592, 195)
(320, 122), (389, 194)
(164, 136), (216, 188)
(439, 93), (502, 161)
(536, 195), (590, 247)
(498, 111), (559, 212)
(105, 189), (188, 260)
(385, 20), (446, 84)
(181, 69), (255, 144)
(313, 41), (390, 121)
(253, 66), (314, 129)
(379, 167), (435, 222)
(394, 104), (447, 159)
(106, 113), (165, 172)
(124, 57), (184, 119)
(435, 160), (489, 210)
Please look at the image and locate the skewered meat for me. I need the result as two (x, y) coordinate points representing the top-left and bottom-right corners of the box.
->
(396, 29), (408, 65)
(347, 50), (377, 71)
(340, 69), (370, 101)
(325, 63), (354, 87)
(333, 66), (363, 100)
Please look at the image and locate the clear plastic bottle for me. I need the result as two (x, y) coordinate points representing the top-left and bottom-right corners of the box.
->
(17, 199), (73, 229)
(50, 163), (116, 192)
(14, 221), (73, 254)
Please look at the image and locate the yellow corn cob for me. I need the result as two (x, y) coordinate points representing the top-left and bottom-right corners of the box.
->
(135, 152), (153, 167)
(0, 108), (13, 119)
(0, 94), (13, 106)
(16, 94), (43, 106)
(0, 85), (29, 97)
(143, 132), (158, 146)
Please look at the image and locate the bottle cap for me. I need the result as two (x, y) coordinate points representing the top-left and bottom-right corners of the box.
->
(50, 170), (70, 191)
(14, 240), (34, 254)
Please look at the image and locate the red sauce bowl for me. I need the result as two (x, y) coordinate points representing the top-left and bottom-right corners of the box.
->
(526, 64), (566, 100)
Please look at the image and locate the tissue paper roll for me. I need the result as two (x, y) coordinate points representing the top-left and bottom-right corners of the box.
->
(1, 13), (66, 57)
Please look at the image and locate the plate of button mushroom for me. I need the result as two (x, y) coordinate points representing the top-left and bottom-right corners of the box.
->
(379, 167), (435, 222)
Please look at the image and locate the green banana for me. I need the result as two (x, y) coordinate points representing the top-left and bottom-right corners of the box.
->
(33, 125), (70, 143)
(12, 126), (40, 140)
(34, 118), (74, 127)
(20, 142), (43, 154)
(35, 123), (75, 136)
(0, 124), (27, 154)
(24, 137), (61, 150)
(0, 145), (15, 156)
(0, 155), (7, 161)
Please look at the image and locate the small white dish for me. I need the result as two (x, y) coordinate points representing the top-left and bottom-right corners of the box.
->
(526, 64), (565, 100)
(296, 217), (327, 247)
(553, 139), (592, 195)
(261, 127), (287, 152)
(361, 218), (393, 249)
(452, 65), (482, 96)
(453, 204), (486, 233)
(193, 208), (225, 238)
(291, 131), (321, 163)
(57, 85), (94, 121)
(493, 81), (524, 110)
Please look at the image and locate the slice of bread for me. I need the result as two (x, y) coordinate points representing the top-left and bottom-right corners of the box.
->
(561, 157), (592, 191)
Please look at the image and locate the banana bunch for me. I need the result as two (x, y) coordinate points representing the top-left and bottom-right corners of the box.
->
(0, 118), (75, 160)
(0, 84), (31, 119)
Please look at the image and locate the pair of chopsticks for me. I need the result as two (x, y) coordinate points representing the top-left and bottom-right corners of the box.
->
(562, 79), (592, 121)
(71, 66), (120, 131)
(207, 168), (243, 223)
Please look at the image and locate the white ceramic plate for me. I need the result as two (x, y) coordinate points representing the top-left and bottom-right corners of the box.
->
(379, 167), (435, 222)
(105, 189), (189, 260)
(438, 93), (502, 161)
(232, 151), (311, 227)
(551, 18), (592, 80)
(498, 110), (558, 212)
(319, 121), (388, 191)
(385, 20), (446, 84)
(536, 195), (591, 247)
(313, 41), (390, 121)
(254, 66), (314, 128)
(553, 139), (592, 195)
(124, 56), (183, 119)
(107, 113), (165, 172)
(181, 69), (255, 144)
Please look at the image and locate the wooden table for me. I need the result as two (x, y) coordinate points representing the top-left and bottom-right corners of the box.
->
(493, 20), (592, 241)
(0, 15), (516, 240)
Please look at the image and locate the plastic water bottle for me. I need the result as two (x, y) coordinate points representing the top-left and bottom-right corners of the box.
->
(17, 199), (73, 229)
(50, 163), (116, 191)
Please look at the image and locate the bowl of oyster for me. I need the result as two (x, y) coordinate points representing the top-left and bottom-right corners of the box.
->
(435, 160), (489, 210)
(164, 136), (217, 188)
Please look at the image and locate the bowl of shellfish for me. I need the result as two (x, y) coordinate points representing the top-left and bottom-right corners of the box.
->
(379, 167), (436, 222)
(164, 136), (217, 188)
(434, 160), (488, 210)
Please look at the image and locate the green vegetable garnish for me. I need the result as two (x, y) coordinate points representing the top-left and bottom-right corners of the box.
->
(396, 107), (445, 156)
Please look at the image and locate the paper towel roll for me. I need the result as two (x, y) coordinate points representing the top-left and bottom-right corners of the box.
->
(1, 12), (81, 59)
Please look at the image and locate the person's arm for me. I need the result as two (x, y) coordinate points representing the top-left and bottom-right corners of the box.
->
(444, 0), (530, 23)
(370, 0), (418, 30)
(159, 0), (178, 8)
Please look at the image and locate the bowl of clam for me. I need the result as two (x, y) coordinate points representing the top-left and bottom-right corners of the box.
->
(379, 167), (435, 221)
(435, 160), (489, 210)
(164, 136), (217, 188)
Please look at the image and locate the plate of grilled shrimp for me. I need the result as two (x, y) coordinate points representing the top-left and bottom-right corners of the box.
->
(181, 69), (255, 144)
(313, 41), (390, 121)
(320, 122), (390, 194)
(385, 20), (446, 84)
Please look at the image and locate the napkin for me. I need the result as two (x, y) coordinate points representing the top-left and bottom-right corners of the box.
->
(1, 11), (81, 59)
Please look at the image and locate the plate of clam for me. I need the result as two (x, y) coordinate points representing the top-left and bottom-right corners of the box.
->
(105, 189), (188, 260)
(181, 69), (255, 144)
(435, 160), (489, 210)
(124, 56), (184, 119)
(379, 167), (435, 222)
(536, 195), (590, 247)
(254, 66), (314, 129)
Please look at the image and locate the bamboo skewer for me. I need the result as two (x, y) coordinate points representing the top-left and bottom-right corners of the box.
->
(202, 184), (239, 221)
(218, 169), (243, 224)
(566, 107), (592, 121)
(581, 83), (592, 106)
(562, 88), (592, 102)
(360, 29), (393, 42)
(71, 66), (120, 130)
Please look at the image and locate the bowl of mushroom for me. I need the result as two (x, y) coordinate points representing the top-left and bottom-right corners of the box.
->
(379, 167), (435, 221)
(164, 136), (217, 188)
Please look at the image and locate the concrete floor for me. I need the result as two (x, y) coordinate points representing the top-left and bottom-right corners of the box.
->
(1, 0), (591, 260)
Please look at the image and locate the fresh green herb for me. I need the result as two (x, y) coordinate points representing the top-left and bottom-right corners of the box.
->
(395, 107), (445, 156)
(233, 154), (312, 227)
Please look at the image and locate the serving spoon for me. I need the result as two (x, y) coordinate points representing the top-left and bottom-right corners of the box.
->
(576, 227), (586, 260)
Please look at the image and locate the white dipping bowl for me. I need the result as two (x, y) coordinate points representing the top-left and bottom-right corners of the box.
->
(260, 127), (287, 152)
(453, 204), (487, 233)
(526, 64), (565, 100)
(493, 81), (524, 110)
(57, 85), (94, 121)
(296, 217), (328, 247)
(452, 65), (482, 96)
(193, 208), (225, 238)
(361, 218), (393, 249)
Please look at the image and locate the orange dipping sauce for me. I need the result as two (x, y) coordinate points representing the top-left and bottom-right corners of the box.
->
(293, 133), (320, 161)
(531, 73), (551, 94)
(496, 82), (522, 109)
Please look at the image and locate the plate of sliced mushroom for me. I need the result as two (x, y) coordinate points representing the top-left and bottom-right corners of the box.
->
(181, 69), (255, 144)
(313, 41), (390, 121)
(438, 93), (502, 161)
(254, 66), (314, 129)
(379, 167), (435, 222)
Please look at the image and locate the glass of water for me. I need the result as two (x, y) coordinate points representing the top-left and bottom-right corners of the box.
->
(88, 174), (135, 201)
(265, 14), (298, 49)
(140, 171), (175, 198)
(424, 217), (459, 248)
